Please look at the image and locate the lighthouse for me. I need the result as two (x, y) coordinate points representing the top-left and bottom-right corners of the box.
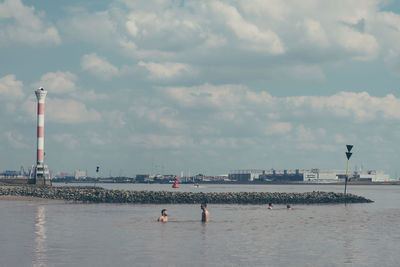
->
(32, 87), (51, 185)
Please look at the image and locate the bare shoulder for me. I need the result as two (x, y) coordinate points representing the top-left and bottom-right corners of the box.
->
(158, 216), (168, 222)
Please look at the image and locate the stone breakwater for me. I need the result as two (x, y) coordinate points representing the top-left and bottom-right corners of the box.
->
(0, 185), (373, 204)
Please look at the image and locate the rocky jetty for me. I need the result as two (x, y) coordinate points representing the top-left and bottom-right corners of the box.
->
(0, 185), (373, 204)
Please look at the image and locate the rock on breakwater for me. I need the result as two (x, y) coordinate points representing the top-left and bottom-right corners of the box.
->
(0, 185), (373, 204)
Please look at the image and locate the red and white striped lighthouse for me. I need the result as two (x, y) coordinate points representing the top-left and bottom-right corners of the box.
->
(35, 88), (47, 165)
(33, 87), (51, 185)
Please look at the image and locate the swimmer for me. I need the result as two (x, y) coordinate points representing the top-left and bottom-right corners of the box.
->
(201, 203), (209, 222)
(268, 203), (274, 210)
(157, 209), (168, 222)
(286, 204), (292, 210)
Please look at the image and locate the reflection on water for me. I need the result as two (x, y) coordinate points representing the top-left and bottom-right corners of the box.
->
(201, 222), (207, 241)
(342, 207), (355, 265)
(33, 206), (47, 267)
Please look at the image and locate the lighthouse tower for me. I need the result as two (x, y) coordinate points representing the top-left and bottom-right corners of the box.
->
(32, 87), (51, 185)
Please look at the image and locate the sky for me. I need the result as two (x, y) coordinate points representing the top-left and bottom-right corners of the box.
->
(1, 0), (400, 178)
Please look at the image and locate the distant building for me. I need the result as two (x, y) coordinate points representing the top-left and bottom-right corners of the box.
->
(74, 170), (87, 180)
(0, 170), (23, 178)
(2, 170), (19, 177)
(229, 170), (263, 182)
(229, 169), (303, 182)
(355, 170), (390, 182)
(303, 169), (391, 183)
(229, 168), (391, 183)
(135, 174), (150, 182)
(54, 172), (72, 178)
(303, 169), (341, 183)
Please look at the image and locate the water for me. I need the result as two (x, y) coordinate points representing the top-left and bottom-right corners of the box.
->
(0, 184), (399, 266)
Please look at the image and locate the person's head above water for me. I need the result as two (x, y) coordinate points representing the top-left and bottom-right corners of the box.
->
(161, 209), (167, 216)
(201, 203), (207, 210)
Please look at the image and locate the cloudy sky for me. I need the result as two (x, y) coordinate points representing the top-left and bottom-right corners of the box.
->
(1, 0), (400, 178)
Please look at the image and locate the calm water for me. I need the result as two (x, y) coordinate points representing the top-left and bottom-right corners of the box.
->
(1, 184), (399, 267)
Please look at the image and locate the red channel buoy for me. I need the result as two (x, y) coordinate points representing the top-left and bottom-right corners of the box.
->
(172, 176), (180, 188)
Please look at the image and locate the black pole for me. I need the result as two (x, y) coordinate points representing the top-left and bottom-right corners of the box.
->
(344, 145), (353, 200)
(344, 159), (349, 196)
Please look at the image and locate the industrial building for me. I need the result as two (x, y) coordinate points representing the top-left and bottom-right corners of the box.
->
(74, 170), (87, 180)
(229, 169), (303, 182)
(302, 169), (391, 183)
(229, 168), (391, 183)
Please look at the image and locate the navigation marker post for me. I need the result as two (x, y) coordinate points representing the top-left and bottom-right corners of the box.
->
(95, 166), (100, 186)
(344, 145), (353, 197)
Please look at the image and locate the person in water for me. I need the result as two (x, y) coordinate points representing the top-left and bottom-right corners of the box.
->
(157, 209), (168, 222)
(201, 203), (209, 222)
(286, 204), (292, 210)
(268, 203), (274, 210)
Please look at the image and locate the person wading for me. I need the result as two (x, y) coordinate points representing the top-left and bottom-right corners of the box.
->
(158, 209), (168, 222)
(201, 203), (209, 222)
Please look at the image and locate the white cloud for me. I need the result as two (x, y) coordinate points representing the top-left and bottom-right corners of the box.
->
(334, 25), (379, 61)
(0, 74), (24, 100)
(4, 131), (28, 149)
(131, 105), (183, 129)
(239, 0), (289, 21)
(287, 92), (400, 121)
(164, 83), (400, 123)
(88, 132), (106, 146)
(296, 125), (316, 142)
(60, 10), (117, 47)
(33, 71), (77, 94)
(373, 11), (400, 74)
(334, 134), (346, 144)
(23, 97), (101, 124)
(46, 98), (102, 123)
(138, 61), (191, 79)
(52, 134), (79, 149)
(200, 137), (240, 149)
(81, 53), (119, 80)
(296, 18), (329, 48)
(118, 39), (173, 59)
(105, 110), (127, 127)
(265, 122), (292, 135)
(164, 83), (275, 108)
(56, 0), (400, 77)
(71, 89), (107, 101)
(203, 33), (227, 48)
(211, 1), (285, 54)
(0, 0), (60, 46)
(125, 15), (138, 37)
(129, 134), (193, 149)
(60, 8), (176, 60)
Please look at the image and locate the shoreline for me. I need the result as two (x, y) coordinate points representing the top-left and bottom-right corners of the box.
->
(52, 181), (400, 186)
